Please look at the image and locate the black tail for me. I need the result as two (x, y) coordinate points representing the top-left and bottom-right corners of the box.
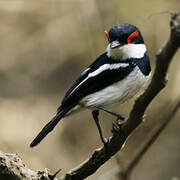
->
(30, 105), (73, 147)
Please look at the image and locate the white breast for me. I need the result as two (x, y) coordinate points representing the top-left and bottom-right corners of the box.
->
(80, 66), (151, 107)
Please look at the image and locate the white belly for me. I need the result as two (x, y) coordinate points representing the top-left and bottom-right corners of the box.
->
(80, 66), (151, 107)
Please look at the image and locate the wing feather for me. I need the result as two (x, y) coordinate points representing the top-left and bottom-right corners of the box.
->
(60, 53), (135, 109)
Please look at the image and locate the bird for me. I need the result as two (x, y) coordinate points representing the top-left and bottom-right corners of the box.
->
(30, 23), (151, 148)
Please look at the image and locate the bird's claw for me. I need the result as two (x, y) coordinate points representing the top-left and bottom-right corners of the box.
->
(117, 115), (125, 121)
(103, 137), (109, 152)
(112, 117), (126, 134)
(112, 122), (121, 134)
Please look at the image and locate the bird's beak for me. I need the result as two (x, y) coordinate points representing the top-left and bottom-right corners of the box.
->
(110, 40), (121, 49)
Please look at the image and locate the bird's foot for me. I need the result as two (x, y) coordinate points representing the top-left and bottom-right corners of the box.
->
(116, 114), (125, 121)
(102, 137), (109, 153)
(112, 121), (123, 134)
(112, 116), (126, 134)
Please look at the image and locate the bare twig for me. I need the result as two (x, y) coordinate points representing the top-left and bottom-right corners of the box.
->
(117, 101), (180, 180)
(95, 101), (180, 180)
(60, 11), (180, 180)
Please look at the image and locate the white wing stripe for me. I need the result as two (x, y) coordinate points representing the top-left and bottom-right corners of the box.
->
(70, 63), (129, 95)
(89, 63), (129, 77)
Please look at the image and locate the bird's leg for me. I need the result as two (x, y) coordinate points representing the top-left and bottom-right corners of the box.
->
(92, 105), (126, 134)
(93, 105), (125, 121)
(92, 110), (109, 149)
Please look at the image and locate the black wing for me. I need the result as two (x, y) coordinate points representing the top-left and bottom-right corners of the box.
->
(59, 53), (135, 110)
(132, 54), (151, 76)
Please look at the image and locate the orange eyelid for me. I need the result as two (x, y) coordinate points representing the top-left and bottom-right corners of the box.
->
(104, 30), (111, 42)
(127, 31), (139, 44)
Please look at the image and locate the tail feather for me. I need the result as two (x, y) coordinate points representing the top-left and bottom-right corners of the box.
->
(30, 105), (74, 147)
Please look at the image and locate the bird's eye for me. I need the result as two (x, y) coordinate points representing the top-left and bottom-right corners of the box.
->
(130, 37), (135, 43)
(127, 31), (139, 44)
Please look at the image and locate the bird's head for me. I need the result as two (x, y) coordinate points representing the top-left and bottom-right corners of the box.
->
(105, 24), (146, 60)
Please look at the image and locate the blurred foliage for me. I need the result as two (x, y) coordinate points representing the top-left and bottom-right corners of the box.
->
(0, 1), (180, 180)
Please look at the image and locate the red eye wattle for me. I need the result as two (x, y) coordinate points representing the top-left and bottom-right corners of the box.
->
(104, 30), (111, 42)
(127, 31), (139, 44)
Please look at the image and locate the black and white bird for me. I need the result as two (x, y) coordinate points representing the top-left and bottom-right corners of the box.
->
(30, 23), (151, 148)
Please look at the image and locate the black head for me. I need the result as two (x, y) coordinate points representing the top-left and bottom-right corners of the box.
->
(105, 24), (144, 49)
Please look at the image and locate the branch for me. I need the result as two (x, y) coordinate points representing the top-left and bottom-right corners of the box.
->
(117, 100), (180, 180)
(97, 101), (180, 180)
(60, 11), (180, 180)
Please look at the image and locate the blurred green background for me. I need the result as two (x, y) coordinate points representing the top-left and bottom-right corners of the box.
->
(0, 1), (180, 180)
